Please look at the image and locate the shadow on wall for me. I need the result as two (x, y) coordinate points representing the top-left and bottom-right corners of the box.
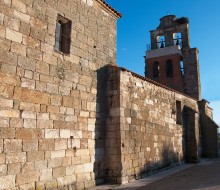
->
(133, 144), (182, 181)
(93, 65), (110, 185)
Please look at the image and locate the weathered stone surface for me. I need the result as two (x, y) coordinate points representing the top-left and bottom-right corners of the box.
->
(16, 171), (39, 186)
(4, 139), (22, 153)
(0, 175), (16, 189)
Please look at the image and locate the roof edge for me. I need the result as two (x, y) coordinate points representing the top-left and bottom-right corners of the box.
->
(95, 0), (122, 18)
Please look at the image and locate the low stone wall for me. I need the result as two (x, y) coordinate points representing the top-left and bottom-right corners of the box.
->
(106, 66), (200, 184)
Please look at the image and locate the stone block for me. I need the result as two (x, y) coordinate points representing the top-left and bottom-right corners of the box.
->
(18, 56), (36, 71)
(75, 182), (85, 190)
(79, 75), (93, 87)
(30, 27), (45, 41)
(55, 139), (68, 150)
(84, 163), (93, 173)
(66, 165), (75, 176)
(23, 36), (40, 49)
(21, 78), (35, 89)
(14, 87), (50, 105)
(65, 115), (77, 122)
(24, 119), (36, 128)
(48, 158), (62, 168)
(0, 175), (15, 189)
(6, 28), (22, 43)
(71, 130), (82, 139)
(60, 129), (70, 138)
(27, 151), (44, 161)
(20, 21), (30, 36)
(51, 150), (65, 158)
(0, 118), (9, 128)
(61, 157), (71, 167)
(49, 113), (64, 121)
(40, 168), (52, 181)
(47, 105), (60, 114)
(35, 160), (47, 171)
(57, 175), (76, 188)
(45, 129), (59, 138)
(16, 171), (39, 186)
(11, 41), (26, 56)
(0, 154), (5, 165)
(71, 139), (80, 149)
(37, 120), (53, 129)
(52, 166), (66, 178)
(21, 161), (35, 173)
(50, 95), (62, 106)
(27, 48), (42, 61)
(4, 139), (22, 153)
(24, 70), (33, 79)
(12, 0), (26, 13)
(43, 53), (58, 65)
(6, 152), (26, 164)
(39, 139), (54, 151)
(45, 179), (58, 189)
(80, 111), (89, 117)
(75, 149), (90, 157)
(0, 128), (15, 139)
(20, 102), (40, 112)
(0, 110), (20, 118)
(30, 17), (47, 30)
(19, 182), (35, 190)
(76, 173), (91, 182)
(14, 10), (30, 23)
(0, 98), (13, 109)
(59, 86), (71, 96)
(10, 118), (23, 128)
(23, 140), (38, 151)
(0, 72), (20, 86)
(35, 181), (45, 190)
(1, 63), (17, 75)
(37, 113), (49, 120)
(16, 129), (44, 140)
(8, 163), (21, 175)
(0, 164), (7, 176)
(0, 84), (14, 99)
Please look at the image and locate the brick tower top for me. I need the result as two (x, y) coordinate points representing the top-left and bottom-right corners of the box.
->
(145, 15), (201, 100)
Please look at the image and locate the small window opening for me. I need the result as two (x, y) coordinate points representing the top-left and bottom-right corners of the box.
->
(176, 101), (182, 125)
(166, 59), (173, 77)
(173, 33), (182, 47)
(180, 60), (184, 75)
(153, 61), (160, 78)
(55, 15), (72, 54)
(157, 36), (165, 49)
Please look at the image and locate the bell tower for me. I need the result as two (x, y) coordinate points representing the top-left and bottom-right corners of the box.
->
(145, 15), (201, 100)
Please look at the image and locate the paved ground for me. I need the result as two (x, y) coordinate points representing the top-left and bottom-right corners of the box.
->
(90, 158), (220, 190)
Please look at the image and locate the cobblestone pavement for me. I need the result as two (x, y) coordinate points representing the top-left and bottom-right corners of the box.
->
(90, 158), (220, 190)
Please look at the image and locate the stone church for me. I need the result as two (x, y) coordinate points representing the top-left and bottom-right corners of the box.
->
(0, 0), (218, 189)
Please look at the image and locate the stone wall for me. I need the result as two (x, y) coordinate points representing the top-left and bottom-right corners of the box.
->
(106, 66), (200, 184)
(0, 0), (119, 189)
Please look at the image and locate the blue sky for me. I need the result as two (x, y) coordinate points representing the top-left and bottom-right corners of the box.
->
(107, 0), (220, 125)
